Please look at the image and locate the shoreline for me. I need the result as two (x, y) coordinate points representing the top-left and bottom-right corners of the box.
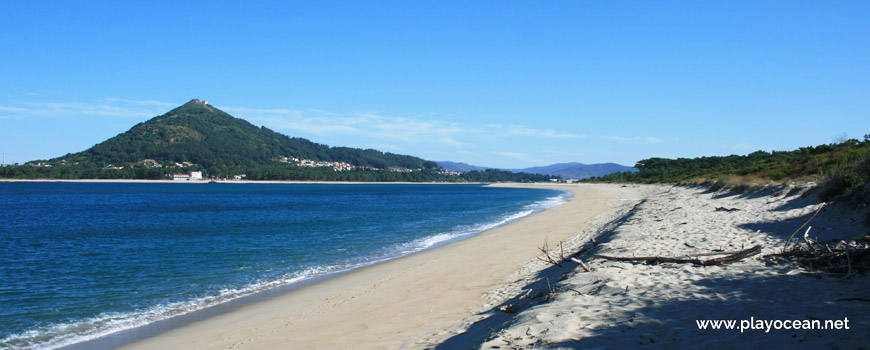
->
(48, 182), (869, 348)
(0, 179), (494, 185)
(75, 183), (614, 349)
(53, 182), (570, 350)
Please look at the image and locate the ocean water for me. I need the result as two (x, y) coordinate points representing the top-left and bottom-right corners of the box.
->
(0, 183), (567, 349)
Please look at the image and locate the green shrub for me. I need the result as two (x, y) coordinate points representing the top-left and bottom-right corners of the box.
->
(818, 154), (870, 201)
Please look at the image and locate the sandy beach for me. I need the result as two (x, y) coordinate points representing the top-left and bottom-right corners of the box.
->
(73, 182), (868, 349)
(110, 184), (616, 349)
(472, 184), (869, 349)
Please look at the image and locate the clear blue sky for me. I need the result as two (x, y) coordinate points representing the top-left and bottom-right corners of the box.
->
(1, 1), (867, 168)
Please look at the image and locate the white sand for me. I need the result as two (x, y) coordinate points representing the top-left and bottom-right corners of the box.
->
(118, 184), (616, 349)
(463, 184), (869, 349)
(100, 183), (870, 349)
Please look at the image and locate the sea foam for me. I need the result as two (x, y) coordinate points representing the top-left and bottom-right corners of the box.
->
(0, 186), (568, 350)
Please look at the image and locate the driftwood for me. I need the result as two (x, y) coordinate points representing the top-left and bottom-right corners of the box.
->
(536, 241), (563, 267)
(765, 239), (870, 277)
(782, 203), (827, 253)
(702, 245), (763, 265)
(592, 245), (762, 266)
(571, 257), (592, 272)
(715, 207), (741, 212)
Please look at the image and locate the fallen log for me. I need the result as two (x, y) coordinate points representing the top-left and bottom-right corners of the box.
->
(592, 245), (762, 266)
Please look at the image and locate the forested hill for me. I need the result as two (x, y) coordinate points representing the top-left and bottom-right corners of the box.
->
(7, 99), (555, 182)
(43, 99), (437, 170)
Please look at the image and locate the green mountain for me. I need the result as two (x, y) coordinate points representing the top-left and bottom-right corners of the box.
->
(47, 99), (437, 171)
(5, 99), (556, 182)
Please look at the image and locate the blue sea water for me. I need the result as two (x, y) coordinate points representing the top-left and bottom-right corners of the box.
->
(0, 183), (566, 349)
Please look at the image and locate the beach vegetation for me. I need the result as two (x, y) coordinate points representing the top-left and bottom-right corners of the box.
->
(586, 135), (870, 199)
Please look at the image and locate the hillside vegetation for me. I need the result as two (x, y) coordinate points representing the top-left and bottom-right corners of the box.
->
(588, 135), (870, 200)
(0, 100), (556, 183)
(52, 100), (437, 171)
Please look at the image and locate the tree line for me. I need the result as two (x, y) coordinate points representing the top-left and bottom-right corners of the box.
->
(0, 164), (556, 183)
(586, 135), (870, 199)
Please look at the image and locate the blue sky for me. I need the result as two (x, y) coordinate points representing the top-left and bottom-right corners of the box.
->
(1, 1), (867, 168)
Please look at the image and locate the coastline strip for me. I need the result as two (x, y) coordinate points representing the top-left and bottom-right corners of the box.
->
(113, 184), (613, 349)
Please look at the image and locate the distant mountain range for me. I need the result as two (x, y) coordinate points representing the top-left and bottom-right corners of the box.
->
(435, 161), (489, 172)
(20, 98), (628, 182)
(437, 161), (636, 179)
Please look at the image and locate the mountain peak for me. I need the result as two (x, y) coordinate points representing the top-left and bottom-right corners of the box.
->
(184, 99), (210, 106)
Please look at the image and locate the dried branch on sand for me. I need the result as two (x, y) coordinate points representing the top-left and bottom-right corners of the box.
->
(536, 241), (564, 267)
(766, 239), (870, 278)
(592, 245), (762, 266)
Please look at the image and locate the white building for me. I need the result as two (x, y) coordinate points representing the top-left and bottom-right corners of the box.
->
(189, 171), (203, 180)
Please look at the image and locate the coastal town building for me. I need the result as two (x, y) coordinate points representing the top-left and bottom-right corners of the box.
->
(437, 169), (463, 176)
(276, 156), (358, 172)
(140, 159), (163, 168)
(275, 155), (420, 173)
(169, 171), (203, 181)
(389, 167), (419, 173)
